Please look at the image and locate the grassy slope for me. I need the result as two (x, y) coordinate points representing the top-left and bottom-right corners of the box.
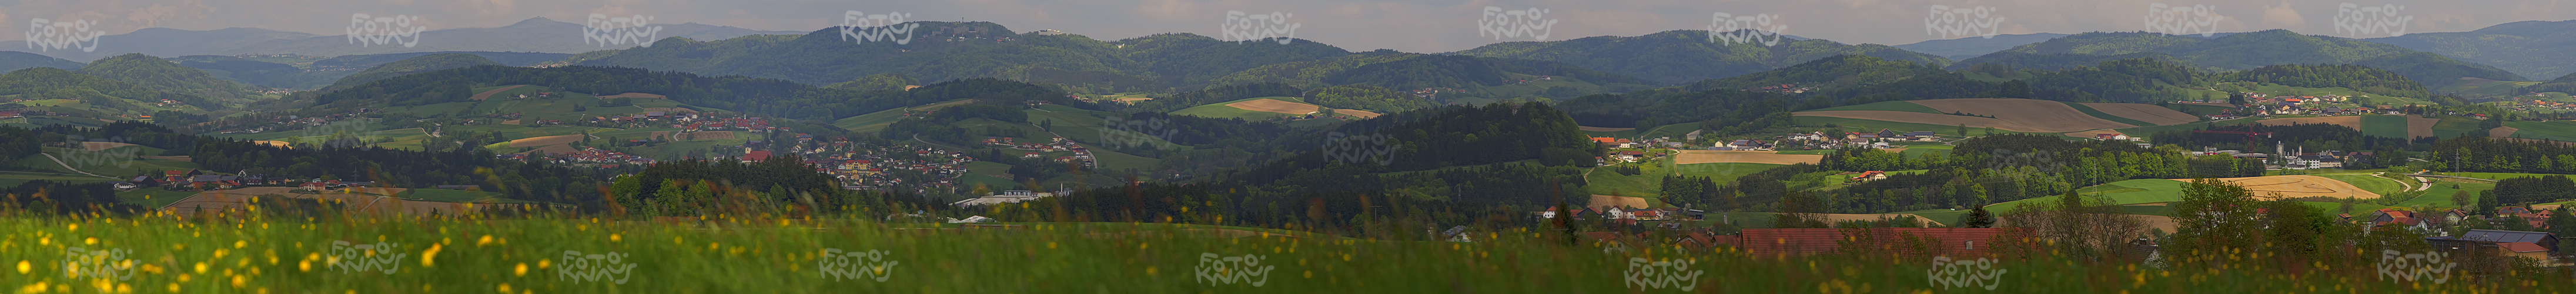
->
(1167, 96), (1312, 121)
(2502, 121), (2576, 142)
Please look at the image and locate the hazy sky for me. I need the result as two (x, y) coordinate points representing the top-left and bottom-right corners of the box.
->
(1, 0), (2568, 52)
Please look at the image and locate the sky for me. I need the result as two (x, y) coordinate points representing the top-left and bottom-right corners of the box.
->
(0, 0), (2568, 53)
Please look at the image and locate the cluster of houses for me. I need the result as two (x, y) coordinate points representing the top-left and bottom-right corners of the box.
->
(948, 190), (1066, 207)
(816, 144), (975, 191)
(215, 110), (379, 135)
(1747, 83), (1816, 94)
(2236, 93), (2397, 116)
(115, 169), (374, 191)
(985, 136), (1094, 165)
(517, 146), (655, 168)
(679, 116), (785, 133)
(2360, 207), (2562, 263)
(1407, 87), (1462, 99)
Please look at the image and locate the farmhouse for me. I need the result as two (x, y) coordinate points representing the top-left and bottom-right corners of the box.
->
(1732, 228), (2037, 259)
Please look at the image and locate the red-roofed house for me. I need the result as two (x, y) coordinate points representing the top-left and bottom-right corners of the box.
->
(2500, 242), (2550, 260)
(742, 151), (772, 162)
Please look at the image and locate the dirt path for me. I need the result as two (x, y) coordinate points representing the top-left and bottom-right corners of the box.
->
(469, 85), (528, 101)
(37, 153), (113, 178)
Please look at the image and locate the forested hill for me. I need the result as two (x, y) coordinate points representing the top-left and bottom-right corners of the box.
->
(324, 54), (505, 91)
(1211, 52), (1651, 93)
(1980, 30), (2524, 86)
(1448, 29), (1948, 84)
(2219, 64), (2430, 98)
(297, 65), (1093, 121)
(1225, 102), (1600, 185)
(76, 54), (250, 103)
(569, 22), (1353, 91)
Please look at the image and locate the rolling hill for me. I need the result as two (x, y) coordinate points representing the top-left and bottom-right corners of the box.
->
(1891, 33), (2070, 60)
(325, 54), (505, 91)
(2363, 19), (2576, 81)
(1980, 30), (2524, 87)
(0, 18), (799, 62)
(1791, 98), (2198, 133)
(1448, 29), (1950, 84)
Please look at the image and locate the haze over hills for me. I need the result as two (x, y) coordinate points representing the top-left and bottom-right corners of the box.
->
(0, 17), (797, 62)
(1970, 30), (2525, 88)
(2363, 19), (2576, 81)
(1447, 30), (1948, 84)
(1891, 33), (2070, 60)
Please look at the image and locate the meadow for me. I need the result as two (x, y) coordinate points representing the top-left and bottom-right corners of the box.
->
(1, 213), (2562, 293)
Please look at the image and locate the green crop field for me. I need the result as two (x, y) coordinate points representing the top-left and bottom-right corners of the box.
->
(2313, 173), (2405, 196)
(1808, 101), (1941, 113)
(1984, 179), (2188, 212)
(2502, 121), (2576, 142)
(2357, 115), (2412, 139)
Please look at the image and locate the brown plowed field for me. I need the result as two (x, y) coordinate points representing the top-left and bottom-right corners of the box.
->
(1333, 109), (1383, 119)
(1225, 99), (1320, 115)
(1673, 150), (1821, 165)
(598, 93), (667, 99)
(1590, 195), (1652, 210)
(2493, 126), (2520, 137)
(1909, 98), (2138, 131)
(2172, 175), (2380, 199)
(79, 142), (138, 151)
(2081, 102), (2199, 125)
(507, 135), (582, 147)
(468, 85), (528, 101)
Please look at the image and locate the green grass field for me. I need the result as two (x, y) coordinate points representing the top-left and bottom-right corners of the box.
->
(2357, 115), (2413, 139)
(2313, 173), (2406, 196)
(2502, 121), (2576, 142)
(1985, 179), (2188, 212)
(2430, 116), (2484, 139)
(4, 216), (2540, 293)
(1808, 101), (1941, 113)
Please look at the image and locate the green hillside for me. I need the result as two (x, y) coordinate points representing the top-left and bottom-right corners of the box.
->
(327, 54), (504, 91)
(1451, 29), (1949, 83)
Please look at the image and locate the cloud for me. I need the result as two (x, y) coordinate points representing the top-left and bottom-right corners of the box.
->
(2259, 0), (2306, 31)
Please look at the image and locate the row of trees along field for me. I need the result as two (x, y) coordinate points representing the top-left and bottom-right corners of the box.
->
(1665, 134), (2266, 213)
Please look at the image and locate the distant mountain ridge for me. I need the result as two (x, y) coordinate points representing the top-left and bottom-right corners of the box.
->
(0, 17), (800, 61)
(1892, 33), (2069, 60)
(1447, 29), (1948, 84)
(2364, 19), (2576, 81)
(1973, 30), (2524, 87)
